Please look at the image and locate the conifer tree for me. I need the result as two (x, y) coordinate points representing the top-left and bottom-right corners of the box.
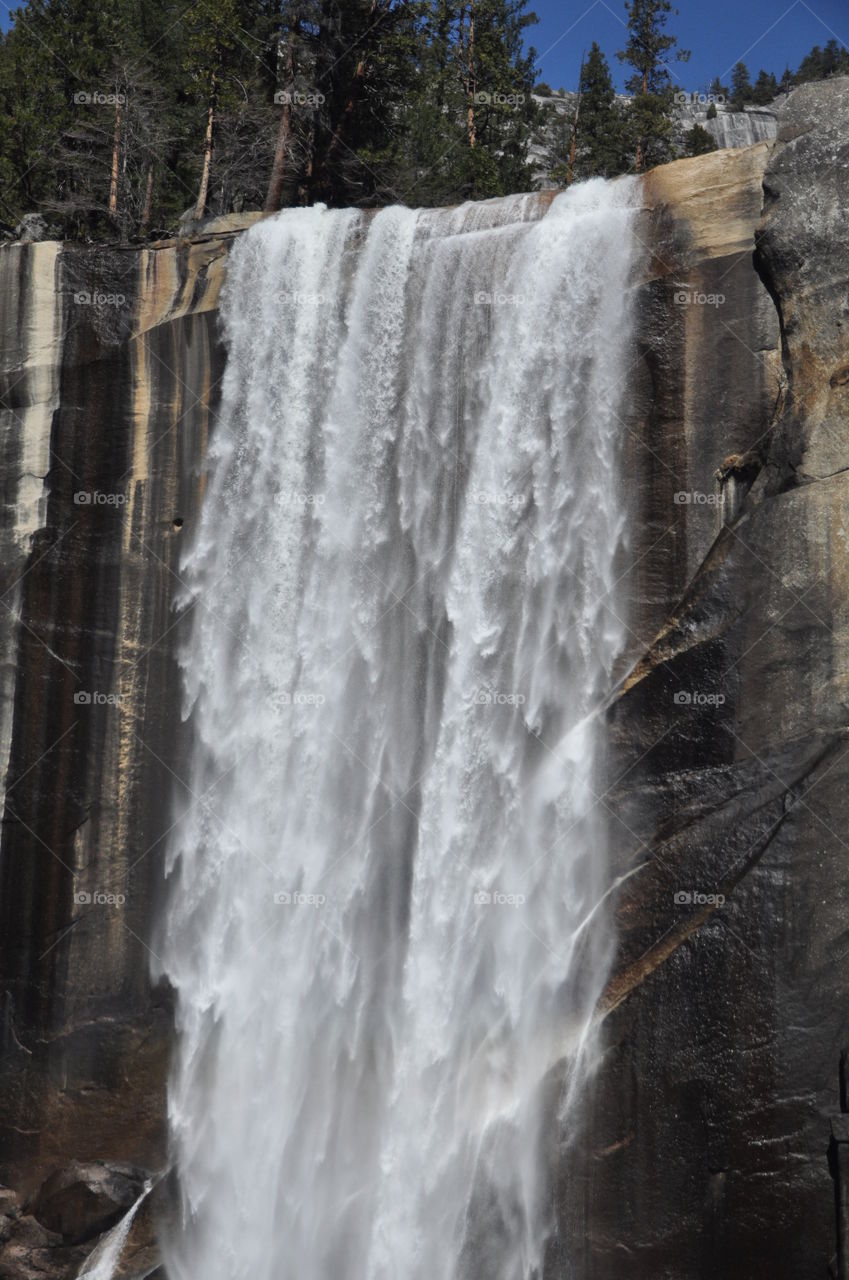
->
(684, 122), (716, 156)
(822, 39), (849, 77)
(566, 42), (624, 181)
(752, 69), (778, 105)
(796, 40), (849, 83)
(730, 61), (753, 110)
(616, 0), (690, 172)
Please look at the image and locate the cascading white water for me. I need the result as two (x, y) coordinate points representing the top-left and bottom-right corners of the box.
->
(76, 1181), (152, 1280)
(157, 178), (641, 1280)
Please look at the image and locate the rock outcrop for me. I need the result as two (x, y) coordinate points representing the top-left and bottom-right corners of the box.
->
(31, 1161), (146, 1245)
(0, 218), (259, 1205)
(562, 79), (849, 1280)
(0, 81), (847, 1278)
(530, 91), (781, 186)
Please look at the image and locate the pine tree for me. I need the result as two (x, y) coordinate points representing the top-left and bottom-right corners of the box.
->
(709, 76), (729, 103)
(453, 0), (540, 199)
(616, 0), (690, 172)
(796, 40), (849, 83)
(684, 122), (716, 156)
(566, 42), (625, 182)
(822, 39), (849, 77)
(752, 69), (778, 105)
(730, 61), (753, 110)
(0, 8), (67, 229)
(374, 0), (539, 206)
(796, 45), (823, 83)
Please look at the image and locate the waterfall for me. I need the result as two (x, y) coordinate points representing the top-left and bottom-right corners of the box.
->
(157, 178), (641, 1280)
(76, 1181), (152, 1280)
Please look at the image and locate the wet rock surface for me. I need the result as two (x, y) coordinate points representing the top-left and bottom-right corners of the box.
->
(561, 78), (849, 1280)
(31, 1161), (146, 1245)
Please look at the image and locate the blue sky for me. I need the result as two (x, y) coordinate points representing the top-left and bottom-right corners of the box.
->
(530, 0), (849, 92)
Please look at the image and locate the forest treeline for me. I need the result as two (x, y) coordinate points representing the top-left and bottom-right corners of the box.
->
(0, 0), (846, 241)
(0, 0), (540, 238)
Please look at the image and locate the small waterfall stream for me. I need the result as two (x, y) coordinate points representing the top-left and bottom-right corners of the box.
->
(157, 179), (641, 1280)
(76, 1181), (152, 1280)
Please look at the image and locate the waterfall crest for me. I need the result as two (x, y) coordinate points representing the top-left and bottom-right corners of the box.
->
(158, 179), (641, 1280)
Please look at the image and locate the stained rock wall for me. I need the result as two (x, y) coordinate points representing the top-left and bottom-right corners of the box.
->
(563, 78), (849, 1280)
(0, 217), (261, 1204)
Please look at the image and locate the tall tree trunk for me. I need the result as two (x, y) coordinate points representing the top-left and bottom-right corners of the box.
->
(317, 0), (388, 187)
(140, 161), (154, 235)
(322, 51), (367, 174)
(195, 74), (216, 221)
(466, 0), (476, 149)
(108, 96), (122, 219)
(635, 69), (648, 172)
(265, 39), (296, 212)
(299, 123), (315, 205)
(566, 53), (584, 185)
(635, 68), (647, 172)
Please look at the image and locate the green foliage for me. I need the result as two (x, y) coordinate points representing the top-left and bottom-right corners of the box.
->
(706, 101), (717, 119)
(730, 60), (753, 110)
(547, 42), (626, 182)
(751, 69), (778, 104)
(616, 0), (690, 171)
(576, 43), (625, 177)
(796, 39), (849, 83)
(684, 122), (716, 155)
(0, 0), (544, 233)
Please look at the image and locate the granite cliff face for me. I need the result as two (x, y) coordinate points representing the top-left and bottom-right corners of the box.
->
(571, 79), (849, 1280)
(0, 217), (259, 1277)
(0, 81), (846, 1279)
(530, 93), (779, 186)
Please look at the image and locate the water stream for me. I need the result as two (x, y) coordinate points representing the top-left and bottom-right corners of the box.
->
(157, 178), (641, 1280)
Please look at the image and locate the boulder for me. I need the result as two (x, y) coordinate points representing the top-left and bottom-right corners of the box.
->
(31, 1161), (147, 1245)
